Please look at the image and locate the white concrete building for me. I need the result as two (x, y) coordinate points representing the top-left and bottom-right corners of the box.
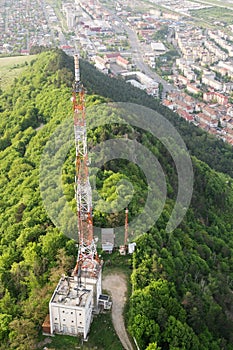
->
(151, 42), (167, 55)
(49, 276), (93, 339)
(67, 13), (76, 29)
(218, 61), (233, 74)
(121, 71), (159, 97)
(127, 79), (147, 91)
(49, 254), (103, 339)
(93, 55), (108, 74)
(202, 76), (223, 91)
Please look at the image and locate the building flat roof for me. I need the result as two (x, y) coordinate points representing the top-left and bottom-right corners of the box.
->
(101, 228), (115, 245)
(51, 276), (92, 308)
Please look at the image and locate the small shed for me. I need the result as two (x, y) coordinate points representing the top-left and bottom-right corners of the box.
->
(98, 294), (112, 310)
(128, 242), (136, 254)
(101, 228), (115, 253)
(42, 314), (51, 335)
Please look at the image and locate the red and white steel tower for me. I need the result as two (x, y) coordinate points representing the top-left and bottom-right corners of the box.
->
(72, 55), (101, 290)
(48, 56), (102, 339)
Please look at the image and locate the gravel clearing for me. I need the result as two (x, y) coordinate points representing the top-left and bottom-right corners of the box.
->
(102, 273), (134, 350)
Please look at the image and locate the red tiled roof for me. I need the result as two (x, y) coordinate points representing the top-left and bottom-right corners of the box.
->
(105, 53), (120, 58)
(116, 56), (129, 65)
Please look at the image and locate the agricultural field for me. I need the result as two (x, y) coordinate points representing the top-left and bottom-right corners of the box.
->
(0, 55), (37, 91)
(195, 0), (233, 10)
(189, 6), (233, 25)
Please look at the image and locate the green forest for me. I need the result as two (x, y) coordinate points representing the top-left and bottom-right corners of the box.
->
(0, 49), (233, 350)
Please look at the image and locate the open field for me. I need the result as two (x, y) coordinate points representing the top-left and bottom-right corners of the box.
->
(190, 6), (233, 24)
(0, 55), (37, 91)
(195, 0), (233, 10)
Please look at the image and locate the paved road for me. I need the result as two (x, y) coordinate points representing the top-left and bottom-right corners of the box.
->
(112, 15), (175, 96)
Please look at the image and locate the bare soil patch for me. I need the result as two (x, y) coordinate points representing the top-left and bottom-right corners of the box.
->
(102, 273), (134, 350)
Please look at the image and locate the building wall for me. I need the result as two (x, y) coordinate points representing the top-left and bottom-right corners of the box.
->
(50, 292), (93, 339)
(82, 272), (102, 309)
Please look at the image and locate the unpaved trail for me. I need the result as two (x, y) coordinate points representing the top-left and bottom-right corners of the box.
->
(102, 273), (134, 350)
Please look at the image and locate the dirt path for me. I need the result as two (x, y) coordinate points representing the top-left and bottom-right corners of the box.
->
(102, 273), (134, 350)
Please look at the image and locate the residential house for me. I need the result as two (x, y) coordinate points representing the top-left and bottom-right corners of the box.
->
(176, 108), (194, 122)
(186, 84), (201, 95)
(202, 105), (218, 120)
(116, 55), (131, 70)
(198, 113), (218, 128)
(202, 76), (223, 90)
(203, 92), (228, 105)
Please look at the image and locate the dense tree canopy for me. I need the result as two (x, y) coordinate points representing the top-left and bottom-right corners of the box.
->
(0, 49), (232, 350)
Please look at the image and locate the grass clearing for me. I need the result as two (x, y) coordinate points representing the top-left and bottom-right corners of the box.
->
(0, 55), (37, 90)
(190, 6), (233, 25)
(39, 309), (124, 350)
(194, 0), (233, 10)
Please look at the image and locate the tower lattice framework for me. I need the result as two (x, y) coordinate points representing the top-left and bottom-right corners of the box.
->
(72, 54), (98, 276)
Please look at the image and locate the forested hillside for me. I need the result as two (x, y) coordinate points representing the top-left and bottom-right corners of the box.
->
(0, 49), (233, 350)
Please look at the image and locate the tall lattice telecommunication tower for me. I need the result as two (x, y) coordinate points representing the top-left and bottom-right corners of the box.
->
(72, 54), (102, 306)
(48, 55), (103, 340)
